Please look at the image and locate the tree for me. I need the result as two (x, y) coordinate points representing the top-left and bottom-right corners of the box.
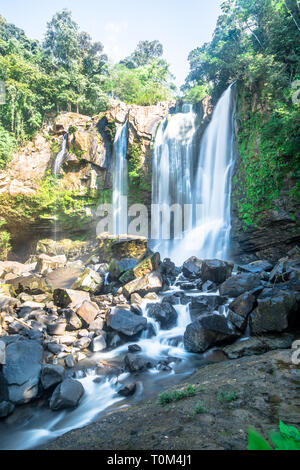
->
(122, 40), (163, 68)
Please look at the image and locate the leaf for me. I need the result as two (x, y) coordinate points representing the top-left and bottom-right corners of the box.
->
(248, 429), (273, 451)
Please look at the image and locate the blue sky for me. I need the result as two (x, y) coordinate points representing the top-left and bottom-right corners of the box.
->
(0, 0), (222, 87)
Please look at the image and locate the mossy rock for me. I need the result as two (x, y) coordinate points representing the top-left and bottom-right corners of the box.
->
(119, 269), (135, 285)
(109, 258), (139, 281)
(97, 234), (147, 263)
(36, 239), (88, 260)
(6, 275), (53, 295)
(0, 284), (16, 297)
(133, 253), (161, 279)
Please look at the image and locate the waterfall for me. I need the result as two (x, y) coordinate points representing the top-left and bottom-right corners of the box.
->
(151, 84), (236, 264)
(112, 121), (128, 235)
(53, 134), (68, 177)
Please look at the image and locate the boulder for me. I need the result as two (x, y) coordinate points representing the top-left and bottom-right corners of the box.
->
(130, 293), (143, 305)
(219, 273), (261, 298)
(64, 309), (83, 331)
(0, 401), (15, 419)
(223, 333), (294, 359)
(40, 364), (65, 390)
(2, 339), (43, 405)
(201, 259), (234, 284)
(118, 383), (137, 397)
(122, 271), (163, 298)
(36, 239), (88, 259)
(133, 253), (161, 279)
(75, 337), (91, 350)
(161, 258), (176, 276)
(229, 292), (256, 318)
(250, 289), (299, 334)
(36, 254), (67, 275)
(76, 301), (100, 325)
(7, 275), (52, 295)
(47, 321), (67, 336)
(0, 341), (5, 365)
(238, 260), (273, 274)
(184, 314), (238, 353)
(0, 284), (16, 297)
(124, 354), (156, 372)
(96, 234), (148, 263)
(226, 310), (248, 332)
(189, 295), (226, 321)
(53, 288), (90, 308)
(0, 295), (19, 310)
(109, 258), (139, 281)
(0, 261), (36, 277)
(91, 335), (107, 352)
(128, 344), (142, 353)
(49, 379), (84, 411)
(71, 268), (103, 293)
(146, 303), (178, 330)
(182, 257), (202, 279)
(107, 307), (147, 337)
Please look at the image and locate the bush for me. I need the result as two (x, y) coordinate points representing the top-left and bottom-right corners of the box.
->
(158, 385), (196, 406)
(248, 421), (300, 451)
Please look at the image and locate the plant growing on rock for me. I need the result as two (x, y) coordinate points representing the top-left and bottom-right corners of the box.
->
(248, 421), (300, 450)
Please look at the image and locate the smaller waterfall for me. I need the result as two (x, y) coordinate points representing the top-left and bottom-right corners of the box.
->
(53, 134), (68, 177)
(112, 121), (128, 235)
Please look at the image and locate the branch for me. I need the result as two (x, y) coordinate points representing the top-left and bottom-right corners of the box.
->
(284, 0), (300, 32)
(246, 24), (262, 47)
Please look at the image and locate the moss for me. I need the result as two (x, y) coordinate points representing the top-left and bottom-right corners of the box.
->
(128, 141), (151, 205)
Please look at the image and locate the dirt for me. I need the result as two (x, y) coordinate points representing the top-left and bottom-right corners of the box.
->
(41, 348), (300, 450)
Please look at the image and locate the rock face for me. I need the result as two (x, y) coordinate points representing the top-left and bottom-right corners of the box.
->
(97, 234), (148, 264)
(250, 289), (299, 334)
(107, 307), (147, 337)
(184, 314), (238, 353)
(219, 273), (261, 298)
(36, 254), (67, 275)
(71, 268), (103, 293)
(146, 303), (178, 330)
(1, 339), (43, 404)
(229, 292), (256, 318)
(201, 260), (234, 284)
(49, 379), (84, 411)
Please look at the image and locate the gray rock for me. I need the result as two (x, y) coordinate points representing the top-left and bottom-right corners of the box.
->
(128, 344), (142, 353)
(107, 307), (147, 337)
(40, 364), (65, 390)
(64, 309), (82, 331)
(74, 337), (91, 350)
(0, 401), (15, 418)
(47, 342), (65, 355)
(220, 273), (261, 298)
(88, 318), (105, 331)
(0, 341), (5, 365)
(118, 383), (137, 397)
(2, 339), (43, 404)
(122, 272), (163, 298)
(190, 295), (226, 321)
(146, 302), (178, 330)
(184, 314), (238, 353)
(124, 354), (156, 372)
(49, 379), (84, 411)
(65, 354), (75, 368)
(91, 335), (106, 352)
(238, 260), (273, 274)
(229, 292), (256, 318)
(47, 321), (66, 336)
(201, 259), (234, 284)
(223, 334), (294, 359)
(182, 257), (202, 279)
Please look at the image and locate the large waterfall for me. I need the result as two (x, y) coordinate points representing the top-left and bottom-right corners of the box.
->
(53, 134), (68, 177)
(151, 84), (236, 264)
(112, 121), (128, 235)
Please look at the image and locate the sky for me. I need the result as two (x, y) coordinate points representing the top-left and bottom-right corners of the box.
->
(0, 0), (222, 87)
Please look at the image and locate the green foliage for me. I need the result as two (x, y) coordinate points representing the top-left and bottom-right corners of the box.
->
(218, 390), (239, 404)
(128, 141), (151, 205)
(194, 401), (209, 415)
(183, 84), (211, 104)
(122, 40), (163, 68)
(0, 219), (11, 260)
(0, 123), (15, 168)
(248, 421), (300, 450)
(158, 385), (196, 406)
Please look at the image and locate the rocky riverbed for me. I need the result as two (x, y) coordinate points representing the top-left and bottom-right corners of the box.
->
(0, 234), (299, 449)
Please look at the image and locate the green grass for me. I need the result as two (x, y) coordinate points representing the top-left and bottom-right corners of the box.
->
(158, 385), (196, 406)
(194, 401), (209, 415)
(217, 390), (239, 404)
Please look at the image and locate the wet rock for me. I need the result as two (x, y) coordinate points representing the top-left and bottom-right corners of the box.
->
(130, 293), (143, 305)
(184, 314), (238, 353)
(76, 301), (100, 326)
(124, 354), (156, 372)
(180, 282), (196, 291)
(47, 342), (65, 355)
(36, 254), (67, 275)
(109, 258), (139, 281)
(223, 333), (294, 359)
(238, 260), (273, 274)
(2, 339), (43, 405)
(219, 273), (261, 298)
(201, 259), (234, 284)
(47, 321), (66, 336)
(0, 401), (15, 419)
(250, 289), (299, 334)
(122, 272), (163, 298)
(118, 383), (137, 397)
(144, 293), (160, 302)
(91, 335), (106, 352)
(229, 292), (256, 318)
(190, 295), (226, 321)
(226, 310), (248, 332)
(64, 309), (83, 331)
(161, 258), (176, 276)
(71, 268), (103, 294)
(96, 234), (148, 264)
(201, 280), (217, 292)
(107, 307), (147, 337)
(182, 257), (202, 279)
(133, 253), (161, 279)
(130, 303), (143, 316)
(36, 239), (88, 259)
(128, 344), (142, 353)
(40, 364), (65, 390)
(74, 337), (91, 350)
(146, 302), (178, 330)
(0, 341), (5, 365)
(49, 379), (84, 411)
(0, 295), (19, 310)
(53, 288), (90, 309)
(65, 354), (75, 368)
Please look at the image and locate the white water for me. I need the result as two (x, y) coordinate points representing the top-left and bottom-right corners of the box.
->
(53, 134), (68, 177)
(112, 121), (128, 235)
(151, 84), (236, 264)
(0, 297), (198, 450)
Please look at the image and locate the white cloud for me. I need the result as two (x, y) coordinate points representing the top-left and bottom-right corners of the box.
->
(103, 21), (129, 61)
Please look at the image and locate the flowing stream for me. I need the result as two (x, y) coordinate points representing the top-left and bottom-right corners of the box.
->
(151, 84), (236, 264)
(52, 134), (68, 241)
(112, 121), (128, 235)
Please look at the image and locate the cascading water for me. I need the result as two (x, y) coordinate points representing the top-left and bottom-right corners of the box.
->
(151, 84), (236, 264)
(52, 134), (68, 240)
(112, 121), (128, 235)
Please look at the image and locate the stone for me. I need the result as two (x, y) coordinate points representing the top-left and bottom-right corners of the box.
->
(109, 258), (139, 281)
(201, 259), (234, 284)
(49, 379), (84, 411)
(122, 271), (163, 298)
(201, 280), (217, 292)
(6, 275), (52, 295)
(0, 341), (5, 365)
(47, 343), (65, 355)
(161, 258), (176, 276)
(47, 321), (66, 336)
(64, 309), (83, 331)
(65, 354), (75, 368)
(182, 257), (202, 279)
(229, 292), (256, 318)
(0, 295), (19, 310)
(227, 310), (248, 332)
(146, 302), (178, 330)
(133, 253), (161, 279)
(238, 260), (273, 274)
(184, 314), (238, 353)
(0, 284), (16, 297)
(96, 234), (148, 264)
(36, 254), (67, 275)
(130, 293), (143, 305)
(36, 239), (88, 259)
(75, 337), (91, 350)
(128, 344), (142, 353)
(223, 334), (294, 359)
(71, 268), (103, 294)
(2, 339), (43, 405)
(107, 307), (147, 337)
(144, 293), (160, 301)
(250, 289), (299, 334)
(118, 383), (137, 397)
(124, 354), (156, 372)
(40, 364), (65, 390)
(219, 273), (261, 298)
(91, 335), (106, 352)
(53, 288), (90, 309)
(76, 301), (100, 325)
(0, 401), (15, 419)
(189, 295), (226, 321)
